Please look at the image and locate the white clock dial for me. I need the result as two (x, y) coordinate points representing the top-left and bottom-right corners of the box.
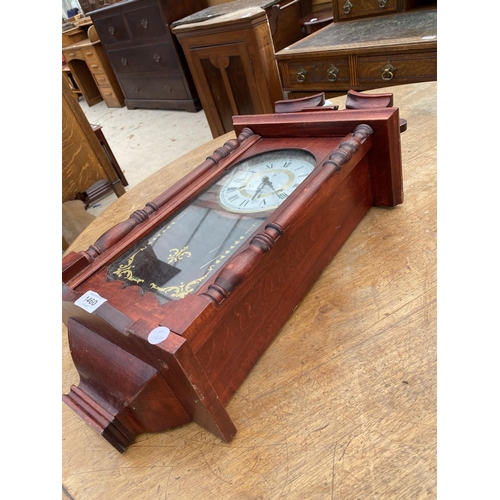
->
(218, 150), (315, 213)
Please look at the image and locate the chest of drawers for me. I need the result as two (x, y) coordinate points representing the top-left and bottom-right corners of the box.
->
(90, 0), (208, 111)
(276, 9), (436, 99)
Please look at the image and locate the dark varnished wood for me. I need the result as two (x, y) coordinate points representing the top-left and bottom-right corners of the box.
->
(62, 92), (404, 451)
(90, 0), (208, 111)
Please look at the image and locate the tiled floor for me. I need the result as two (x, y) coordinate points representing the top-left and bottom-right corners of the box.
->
(79, 97), (213, 217)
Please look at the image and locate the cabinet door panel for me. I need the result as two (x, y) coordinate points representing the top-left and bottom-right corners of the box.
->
(190, 43), (263, 136)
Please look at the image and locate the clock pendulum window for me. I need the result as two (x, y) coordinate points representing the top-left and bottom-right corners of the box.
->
(62, 91), (405, 452)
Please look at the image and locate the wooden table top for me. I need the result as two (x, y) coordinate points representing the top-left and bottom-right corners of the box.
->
(62, 82), (436, 499)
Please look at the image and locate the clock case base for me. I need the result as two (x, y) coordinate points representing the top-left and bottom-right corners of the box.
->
(62, 98), (403, 452)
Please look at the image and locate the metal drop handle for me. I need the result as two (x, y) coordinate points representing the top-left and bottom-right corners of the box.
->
(381, 62), (396, 81)
(296, 67), (307, 83)
(343, 0), (353, 14)
(327, 64), (339, 82)
(378, 0), (387, 7)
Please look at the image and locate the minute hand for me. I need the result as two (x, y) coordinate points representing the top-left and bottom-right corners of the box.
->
(263, 178), (285, 198)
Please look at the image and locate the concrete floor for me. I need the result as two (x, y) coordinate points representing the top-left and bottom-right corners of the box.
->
(79, 98), (213, 217)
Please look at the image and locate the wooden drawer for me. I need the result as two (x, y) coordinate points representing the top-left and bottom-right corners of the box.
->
(124, 3), (167, 40)
(63, 48), (84, 62)
(82, 48), (99, 61)
(279, 56), (351, 91)
(100, 88), (120, 102)
(120, 74), (189, 101)
(356, 51), (437, 87)
(92, 72), (112, 88)
(86, 60), (105, 74)
(93, 14), (130, 46)
(108, 43), (177, 74)
(336, 0), (398, 20)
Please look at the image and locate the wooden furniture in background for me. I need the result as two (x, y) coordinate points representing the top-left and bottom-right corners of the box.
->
(331, 0), (435, 21)
(276, 8), (436, 99)
(89, 0), (208, 111)
(91, 124), (128, 187)
(62, 26), (125, 108)
(172, 0), (313, 53)
(173, 6), (283, 138)
(78, 0), (123, 15)
(298, 7), (334, 35)
(62, 81), (436, 499)
(62, 64), (82, 101)
(62, 74), (126, 204)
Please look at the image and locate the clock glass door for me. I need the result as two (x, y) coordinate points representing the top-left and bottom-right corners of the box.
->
(107, 149), (316, 303)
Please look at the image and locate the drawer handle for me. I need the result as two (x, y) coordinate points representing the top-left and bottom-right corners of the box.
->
(121, 57), (128, 66)
(296, 66), (307, 83)
(90, 64), (98, 68)
(327, 64), (339, 82)
(133, 87), (140, 93)
(381, 62), (396, 81)
(141, 19), (148, 28)
(98, 77), (106, 82)
(343, 0), (353, 14)
(153, 53), (161, 63)
(165, 85), (173, 92)
(108, 26), (115, 35)
(85, 51), (93, 56)
(378, 0), (387, 7)
(68, 52), (76, 57)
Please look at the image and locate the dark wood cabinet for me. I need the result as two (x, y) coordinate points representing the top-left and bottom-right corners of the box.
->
(89, 0), (208, 111)
(78, 0), (123, 15)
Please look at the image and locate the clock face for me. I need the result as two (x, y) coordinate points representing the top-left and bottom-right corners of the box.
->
(219, 150), (316, 213)
(106, 149), (316, 303)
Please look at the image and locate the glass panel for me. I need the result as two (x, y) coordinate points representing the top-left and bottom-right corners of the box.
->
(107, 149), (316, 304)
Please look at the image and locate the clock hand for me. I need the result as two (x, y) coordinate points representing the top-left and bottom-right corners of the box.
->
(252, 179), (266, 200)
(262, 177), (283, 198)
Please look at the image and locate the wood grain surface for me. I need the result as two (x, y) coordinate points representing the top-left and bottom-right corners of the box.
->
(62, 82), (436, 499)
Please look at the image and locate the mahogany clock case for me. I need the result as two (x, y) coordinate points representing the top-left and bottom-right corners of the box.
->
(62, 102), (404, 452)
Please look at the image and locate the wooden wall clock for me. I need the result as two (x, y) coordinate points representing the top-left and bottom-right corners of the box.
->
(62, 91), (404, 452)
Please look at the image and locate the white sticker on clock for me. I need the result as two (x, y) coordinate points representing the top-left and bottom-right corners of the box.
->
(148, 326), (170, 345)
(75, 290), (107, 313)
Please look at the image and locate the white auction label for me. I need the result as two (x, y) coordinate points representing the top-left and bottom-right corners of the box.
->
(74, 290), (107, 313)
(148, 326), (170, 345)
